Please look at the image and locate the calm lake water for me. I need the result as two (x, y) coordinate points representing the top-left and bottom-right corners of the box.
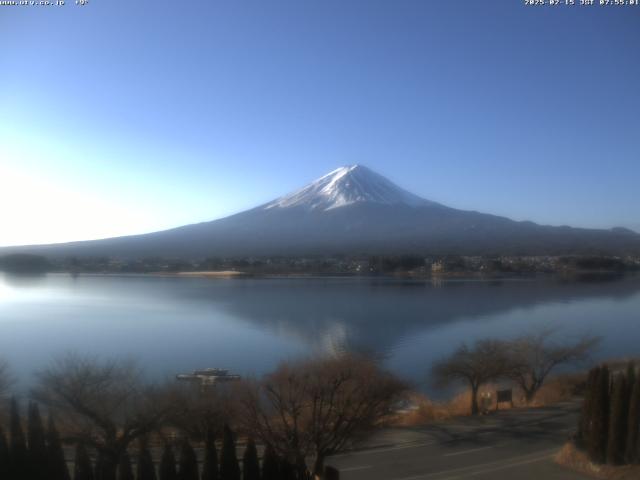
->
(1, 273), (639, 394)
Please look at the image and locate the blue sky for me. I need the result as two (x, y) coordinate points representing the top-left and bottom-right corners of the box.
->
(1, 0), (639, 246)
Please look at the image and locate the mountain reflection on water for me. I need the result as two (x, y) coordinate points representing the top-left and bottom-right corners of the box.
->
(0, 273), (638, 393)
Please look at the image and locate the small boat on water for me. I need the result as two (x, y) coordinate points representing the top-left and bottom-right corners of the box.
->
(176, 368), (241, 385)
(193, 368), (229, 376)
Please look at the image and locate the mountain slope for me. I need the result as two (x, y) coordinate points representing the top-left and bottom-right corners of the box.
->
(3, 165), (640, 258)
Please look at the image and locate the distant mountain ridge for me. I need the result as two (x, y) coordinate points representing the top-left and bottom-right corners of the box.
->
(3, 165), (640, 259)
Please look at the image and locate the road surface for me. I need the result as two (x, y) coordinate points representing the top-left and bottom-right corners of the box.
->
(328, 401), (589, 479)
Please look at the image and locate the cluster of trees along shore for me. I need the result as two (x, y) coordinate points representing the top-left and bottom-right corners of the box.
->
(1, 252), (638, 276)
(577, 362), (640, 465)
(432, 330), (599, 415)
(0, 331), (600, 479)
(0, 354), (405, 480)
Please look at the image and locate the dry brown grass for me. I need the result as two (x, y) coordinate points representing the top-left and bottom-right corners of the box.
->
(392, 385), (509, 426)
(392, 391), (473, 426)
(555, 442), (640, 480)
(527, 372), (586, 407)
(392, 374), (585, 427)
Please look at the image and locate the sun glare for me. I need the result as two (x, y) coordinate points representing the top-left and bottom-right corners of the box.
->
(0, 160), (158, 247)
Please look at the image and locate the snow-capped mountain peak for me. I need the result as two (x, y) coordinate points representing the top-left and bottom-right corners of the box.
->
(263, 164), (435, 211)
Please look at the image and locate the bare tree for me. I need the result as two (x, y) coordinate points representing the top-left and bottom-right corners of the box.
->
(0, 360), (11, 398)
(238, 353), (406, 478)
(163, 381), (237, 441)
(432, 339), (510, 415)
(0, 360), (13, 426)
(505, 330), (599, 403)
(32, 355), (171, 480)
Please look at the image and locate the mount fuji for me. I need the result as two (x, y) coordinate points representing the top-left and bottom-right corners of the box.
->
(4, 165), (640, 258)
(262, 165), (435, 211)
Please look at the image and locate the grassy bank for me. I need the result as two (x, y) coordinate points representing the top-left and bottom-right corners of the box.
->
(556, 443), (640, 480)
(393, 373), (586, 426)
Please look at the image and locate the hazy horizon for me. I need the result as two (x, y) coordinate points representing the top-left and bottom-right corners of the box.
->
(1, 1), (639, 247)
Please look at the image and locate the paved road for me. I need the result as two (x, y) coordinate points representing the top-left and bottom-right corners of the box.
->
(328, 401), (590, 480)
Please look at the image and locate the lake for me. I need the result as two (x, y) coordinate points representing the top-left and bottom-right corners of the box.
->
(1, 273), (639, 394)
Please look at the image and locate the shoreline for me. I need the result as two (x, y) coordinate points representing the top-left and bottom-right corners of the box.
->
(154, 270), (250, 278)
(3, 270), (636, 283)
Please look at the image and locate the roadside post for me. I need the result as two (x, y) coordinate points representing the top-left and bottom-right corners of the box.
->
(323, 466), (340, 480)
(480, 392), (492, 414)
(495, 389), (514, 410)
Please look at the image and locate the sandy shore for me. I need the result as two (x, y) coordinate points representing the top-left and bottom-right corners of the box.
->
(157, 270), (249, 278)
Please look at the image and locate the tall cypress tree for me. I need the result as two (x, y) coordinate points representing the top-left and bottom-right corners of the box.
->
(219, 425), (240, 480)
(28, 402), (48, 480)
(117, 452), (134, 480)
(9, 397), (28, 479)
(242, 438), (260, 480)
(74, 443), (95, 480)
(278, 458), (295, 480)
(95, 451), (117, 480)
(94, 452), (104, 480)
(178, 440), (199, 480)
(626, 363), (636, 393)
(323, 466), (340, 480)
(159, 444), (178, 480)
(137, 439), (157, 480)
(607, 374), (628, 465)
(625, 375), (640, 464)
(46, 414), (71, 480)
(0, 426), (10, 479)
(201, 429), (218, 480)
(260, 445), (278, 480)
(93, 451), (106, 480)
(579, 367), (598, 447)
(588, 365), (610, 463)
